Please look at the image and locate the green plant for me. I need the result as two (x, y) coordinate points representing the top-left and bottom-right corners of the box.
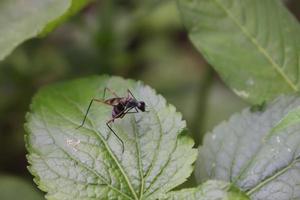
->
(24, 76), (300, 199)
(177, 0), (300, 104)
(25, 75), (252, 199)
(0, 0), (300, 199)
(0, 0), (91, 61)
(25, 76), (199, 199)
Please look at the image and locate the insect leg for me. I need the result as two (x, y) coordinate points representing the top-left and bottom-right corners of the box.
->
(126, 89), (144, 112)
(127, 89), (138, 100)
(103, 87), (119, 99)
(127, 89), (149, 112)
(106, 119), (124, 153)
(124, 107), (139, 115)
(77, 98), (112, 129)
(125, 111), (139, 114)
(118, 107), (138, 119)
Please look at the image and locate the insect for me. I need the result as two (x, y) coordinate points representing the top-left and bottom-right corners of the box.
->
(76, 87), (147, 152)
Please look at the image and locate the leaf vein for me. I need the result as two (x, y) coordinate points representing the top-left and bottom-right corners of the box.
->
(213, 0), (298, 91)
(51, 91), (139, 200)
(39, 107), (134, 200)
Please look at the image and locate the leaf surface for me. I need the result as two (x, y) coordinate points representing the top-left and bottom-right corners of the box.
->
(25, 76), (197, 200)
(0, 0), (90, 61)
(164, 180), (249, 200)
(196, 95), (300, 200)
(177, 0), (300, 104)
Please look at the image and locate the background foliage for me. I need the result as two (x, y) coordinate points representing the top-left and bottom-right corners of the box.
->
(0, 0), (299, 199)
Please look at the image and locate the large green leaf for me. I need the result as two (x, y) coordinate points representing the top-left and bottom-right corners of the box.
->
(164, 180), (249, 200)
(177, 0), (300, 104)
(0, 175), (43, 200)
(0, 0), (90, 61)
(196, 95), (300, 200)
(25, 76), (197, 200)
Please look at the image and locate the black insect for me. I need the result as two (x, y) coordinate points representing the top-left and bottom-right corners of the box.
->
(76, 87), (147, 152)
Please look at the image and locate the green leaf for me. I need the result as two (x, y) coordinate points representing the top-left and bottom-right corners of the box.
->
(25, 76), (197, 200)
(268, 106), (300, 136)
(0, 175), (43, 200)
(196, 95), (300, 200)
(163, 180), (249, 200)
(177, 0), (300, 104)
(40, 0), (91, 36)
(0, 0), (90, 61)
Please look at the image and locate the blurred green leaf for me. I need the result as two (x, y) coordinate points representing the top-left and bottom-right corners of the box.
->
(177, 0), (300, 104)
(163, 180), (249, 200)
(25, 76), (197, 199)
(0, 175), (43, 200)
(196, 95), (300, 200)
(40, 0), (91, 36)
(0, 0), (90, 61)
(204, 82), (248, 133)
(137, 1), (182, 33)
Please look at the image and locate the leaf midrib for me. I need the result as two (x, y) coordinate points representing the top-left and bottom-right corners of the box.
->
(38, 107), (134, 200)
(58, 91), (139, 200)
(230, 121), (300, 197)
(246, 158), (300, 196)
(131, 117), (144, 200)
(212, 0), (298, 91)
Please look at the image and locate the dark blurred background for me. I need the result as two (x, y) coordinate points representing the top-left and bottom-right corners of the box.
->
(0, 0), (299, 199)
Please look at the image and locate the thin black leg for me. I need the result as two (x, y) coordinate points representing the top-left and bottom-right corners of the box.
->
(106, 121), (124, 153)
(77, 98), (111, 129)
(127, 89), (137, 100)
(127, 89), (148, 112)
(125, 111), (139, 114)
(105, 107), (137, 152)
(125, 108), (138, 114)
(119, 107), (137, 118)
(103, 87), (119, 99)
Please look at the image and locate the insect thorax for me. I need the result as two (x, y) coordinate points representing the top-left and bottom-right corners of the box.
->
(126, 99), (139, 108)
(112, 103), (125, 117)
